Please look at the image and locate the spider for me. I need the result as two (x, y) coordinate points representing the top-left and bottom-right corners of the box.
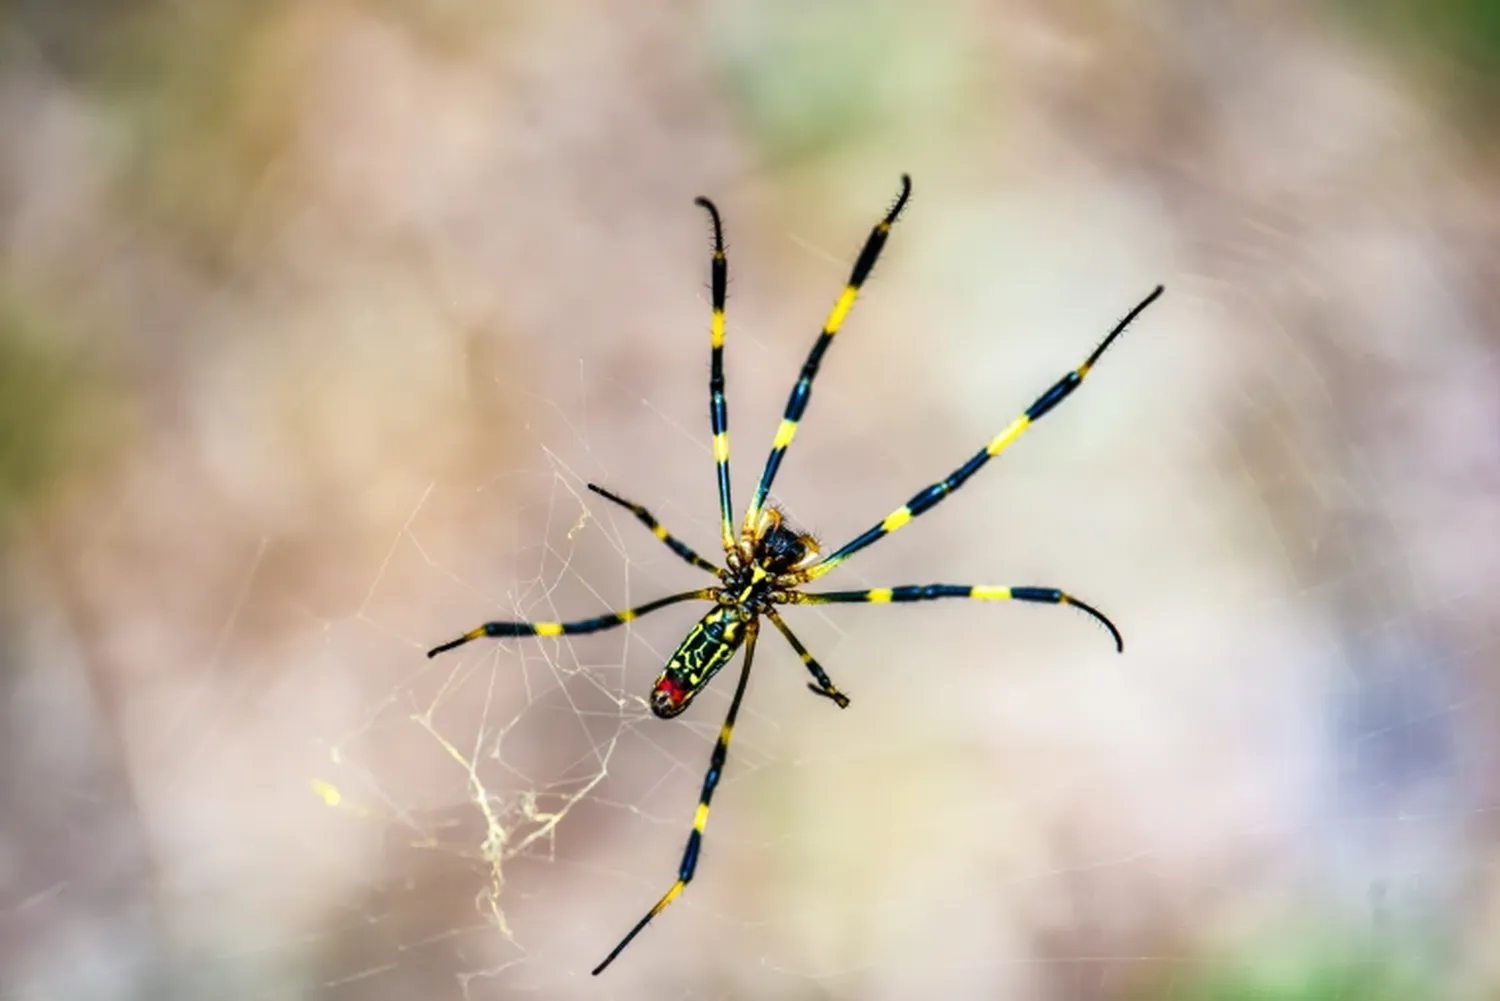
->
(427, 174), (1164, 975)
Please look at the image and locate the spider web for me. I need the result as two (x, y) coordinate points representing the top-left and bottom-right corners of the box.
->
(4, 4), (1500, 1001)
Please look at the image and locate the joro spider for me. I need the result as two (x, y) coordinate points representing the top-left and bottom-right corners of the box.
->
(428, 174), (1164, 975)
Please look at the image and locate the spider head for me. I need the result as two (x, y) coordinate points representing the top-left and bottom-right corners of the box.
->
(756, 507), (820, 575)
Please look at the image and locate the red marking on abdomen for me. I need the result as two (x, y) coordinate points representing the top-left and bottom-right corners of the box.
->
(654, 675), (689, 707)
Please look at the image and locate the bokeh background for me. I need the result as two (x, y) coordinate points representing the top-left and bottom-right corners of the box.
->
(3, 2), (1499, 998)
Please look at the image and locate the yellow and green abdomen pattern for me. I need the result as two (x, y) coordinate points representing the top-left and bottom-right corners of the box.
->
(650, 606), (746, 718)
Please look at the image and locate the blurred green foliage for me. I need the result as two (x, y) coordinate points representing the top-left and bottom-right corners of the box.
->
(711, 0), (971, 165)
(0, 293), (127, 527)
(1140, 919), (1442, 1001)
(1333, 0), (1500, 123)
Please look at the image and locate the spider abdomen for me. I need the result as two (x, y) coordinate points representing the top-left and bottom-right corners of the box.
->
(650, 605), (747, 718)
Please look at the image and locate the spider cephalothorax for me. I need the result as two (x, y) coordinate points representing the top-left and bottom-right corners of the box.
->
(747, 506), (820, 576)
(425, 173), (1162, 975)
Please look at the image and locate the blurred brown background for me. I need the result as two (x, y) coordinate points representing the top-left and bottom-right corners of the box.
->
(2, 2), (1498, 998)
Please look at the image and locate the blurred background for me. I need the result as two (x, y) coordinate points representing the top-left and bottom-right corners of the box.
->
(2, 1), (1498, 998)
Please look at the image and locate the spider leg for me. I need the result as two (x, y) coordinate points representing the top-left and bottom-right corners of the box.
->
(426, 588), (717, 658)
(764, 607), (850, 708)
(592, 620), (761, 975)
(587, 484), (720, 576)
(694, 196), (738, 554)
(742, 175), (913, 539)
(804, 286), (1163, 581)
(782, 584), (1123, 652)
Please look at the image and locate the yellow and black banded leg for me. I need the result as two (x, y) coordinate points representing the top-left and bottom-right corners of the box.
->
(587, 483), (720, 576)
(805, 286), (1164, 580)
(426, 588), (717, 658)
(694, 196), (738, 554)
(783, 584), (1124, 652)
(592, 621), (760, 975)
(741, 175), (913, 538)
(764, 607), (850, 708)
